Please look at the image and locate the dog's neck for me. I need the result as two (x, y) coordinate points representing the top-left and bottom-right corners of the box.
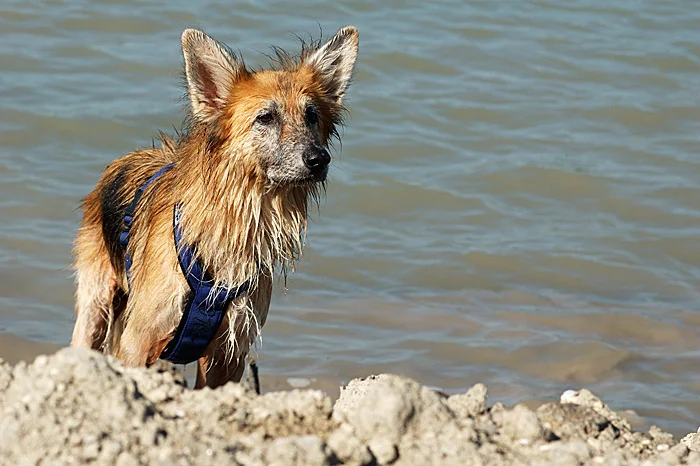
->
(172, 138), (313, 289)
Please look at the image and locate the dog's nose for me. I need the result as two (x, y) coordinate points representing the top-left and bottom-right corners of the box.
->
(303, 148), (331, 172)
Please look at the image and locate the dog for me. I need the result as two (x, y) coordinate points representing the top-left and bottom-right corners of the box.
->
(70, 26), (359, 389)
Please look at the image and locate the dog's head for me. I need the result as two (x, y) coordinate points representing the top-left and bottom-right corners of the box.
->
(181, 27), (358, 186)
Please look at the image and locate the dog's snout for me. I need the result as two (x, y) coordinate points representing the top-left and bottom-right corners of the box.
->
(302, 148), (331, 172)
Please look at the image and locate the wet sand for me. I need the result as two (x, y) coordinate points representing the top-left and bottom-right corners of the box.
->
(0, 333), (62, 365)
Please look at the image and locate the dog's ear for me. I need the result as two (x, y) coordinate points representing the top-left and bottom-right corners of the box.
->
(304, 26), (359, 104)
(181, 29), (246, 122)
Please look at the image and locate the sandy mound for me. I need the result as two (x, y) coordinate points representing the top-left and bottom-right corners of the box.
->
(1, 348), (699, 465)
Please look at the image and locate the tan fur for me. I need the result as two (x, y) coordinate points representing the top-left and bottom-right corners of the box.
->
(70, 27), (358, 388)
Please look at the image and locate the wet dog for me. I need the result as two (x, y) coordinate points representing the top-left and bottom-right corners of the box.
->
(70, 27), (358, 388)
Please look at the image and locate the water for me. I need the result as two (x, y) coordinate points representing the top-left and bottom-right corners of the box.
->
(1, 0), (699, 436)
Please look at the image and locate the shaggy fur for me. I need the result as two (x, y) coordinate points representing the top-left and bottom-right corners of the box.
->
(70, 27), (359, 388)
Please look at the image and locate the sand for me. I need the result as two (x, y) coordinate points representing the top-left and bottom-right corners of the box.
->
(1, 348), (699, 465)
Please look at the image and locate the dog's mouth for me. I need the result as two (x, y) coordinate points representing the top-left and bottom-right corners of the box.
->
(307, 165), (328, 183)
(290, 173), (327, 187)
(268, 167), (328, 186)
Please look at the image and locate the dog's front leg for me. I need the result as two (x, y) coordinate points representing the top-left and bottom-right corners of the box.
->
(116, 277), (186, 366)
(194, 311), (247, 388)
(195, 352), (246, 389)
(117, 316), (177, 366)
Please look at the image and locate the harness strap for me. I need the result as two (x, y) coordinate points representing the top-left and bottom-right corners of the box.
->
(118, 163), (250, 365)
(119, 164), (175, 278)
(160, 205), (250, 364)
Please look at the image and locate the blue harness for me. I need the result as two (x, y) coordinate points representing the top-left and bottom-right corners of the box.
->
(118, 164), (250, 364)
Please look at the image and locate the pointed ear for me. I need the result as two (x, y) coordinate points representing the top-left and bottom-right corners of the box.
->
(181, 29), (246, 122)
(304, 26), (359, 104)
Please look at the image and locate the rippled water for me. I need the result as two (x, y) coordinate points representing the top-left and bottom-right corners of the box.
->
(1, 0), (699, 436)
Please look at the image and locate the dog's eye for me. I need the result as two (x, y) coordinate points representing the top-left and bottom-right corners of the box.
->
(256, 112), (274, 125)
(305, 107), (319, 126)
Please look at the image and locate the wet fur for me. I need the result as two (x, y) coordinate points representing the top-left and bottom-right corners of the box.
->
(70, 27), (358, 388)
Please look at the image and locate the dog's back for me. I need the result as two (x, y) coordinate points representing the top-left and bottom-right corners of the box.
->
(84, 141), (176, 285)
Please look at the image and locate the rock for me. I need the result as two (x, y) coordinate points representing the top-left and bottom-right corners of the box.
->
(533, 440), (592, 466)
(326, 423), (374, 465)
(537, 402), (613, 440)
(264, 436), (330, 466)
(334, 374), (482, 464)
(447, 383), (488, 417)
(561, 388), (632, 432)
(368, 436), (399, 464)
(682, 431), (700, 452)
(497, 404), (544, 445)
(334, 374), (420, 444)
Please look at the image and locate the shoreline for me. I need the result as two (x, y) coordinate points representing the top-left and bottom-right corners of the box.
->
(0, 333), (63, 365)
(1, 348), (699, 465)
